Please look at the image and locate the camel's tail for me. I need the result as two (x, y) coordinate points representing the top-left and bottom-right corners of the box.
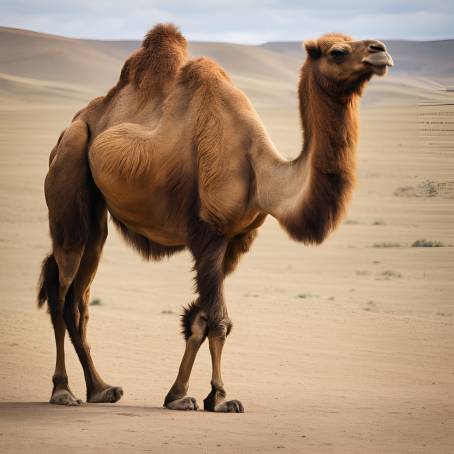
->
(37, 253), (59, 310)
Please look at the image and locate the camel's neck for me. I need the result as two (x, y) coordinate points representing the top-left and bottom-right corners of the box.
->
(252, 65), (359, 244)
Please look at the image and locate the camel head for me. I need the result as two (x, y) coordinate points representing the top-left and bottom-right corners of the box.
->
(303, 33), (393, 94)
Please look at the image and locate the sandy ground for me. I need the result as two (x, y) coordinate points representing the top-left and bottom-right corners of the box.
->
(1, 29), (454, 453)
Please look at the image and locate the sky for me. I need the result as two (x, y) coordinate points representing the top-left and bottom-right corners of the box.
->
(1, 0), (453, 43)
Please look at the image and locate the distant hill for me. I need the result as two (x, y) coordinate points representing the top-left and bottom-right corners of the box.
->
(0, 27), (301, 107)
(0, 27), (302, 82)
(1, 26), (453, 107)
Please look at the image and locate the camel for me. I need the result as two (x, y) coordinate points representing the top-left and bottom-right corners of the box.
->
(38, 23), (393, 412)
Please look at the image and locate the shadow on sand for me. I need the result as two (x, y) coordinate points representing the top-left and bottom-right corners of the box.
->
(0, 401), (171, 421)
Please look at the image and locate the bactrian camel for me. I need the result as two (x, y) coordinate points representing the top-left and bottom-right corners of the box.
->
(38, 24), (393, 412)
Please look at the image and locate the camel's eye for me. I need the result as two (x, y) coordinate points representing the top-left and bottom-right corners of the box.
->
(330, 48), (348, 57)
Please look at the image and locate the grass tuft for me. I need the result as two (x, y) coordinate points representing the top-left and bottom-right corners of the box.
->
(412, 239), (445, 247)
(380, 270), (402, 279)
(296, 293), (318, 299)
(373, 241), (401, 248)
(161, 309), (174, 315)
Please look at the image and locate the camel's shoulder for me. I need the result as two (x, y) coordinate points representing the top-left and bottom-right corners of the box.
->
(177, 58), (252, 231)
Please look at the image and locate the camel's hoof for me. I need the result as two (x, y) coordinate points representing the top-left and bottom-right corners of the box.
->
(50, 389), (83, 406)
(213, 400), (244, 413)
(88, 386), (123, 403)
(165, 396), (199, 411)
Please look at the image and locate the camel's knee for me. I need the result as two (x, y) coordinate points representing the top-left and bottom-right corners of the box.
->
(208, 317), (232, 341)
(181, 301), (208, 343)
(183, 302), (232, 341)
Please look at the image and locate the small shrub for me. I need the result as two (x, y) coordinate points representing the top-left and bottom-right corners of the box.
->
(373, 242), (401, 248)
(394, 180), (454, 199)
(380, 270), (402, 279)
(372, 219), (386, 226)
(393, 186), (416, 197)
(89, 298), (102, 306)
(436, 312), (452, 317)
(363, 301), (377, 312)
(296, 293), (318, 299)
(412, 239), (445, 247)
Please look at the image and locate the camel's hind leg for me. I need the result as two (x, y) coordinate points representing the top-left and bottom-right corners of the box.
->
(40, 251), (83, 405)
(39, 120), (89, 405)
(41, 119), (121, 405)
(63, 214), (123, 403)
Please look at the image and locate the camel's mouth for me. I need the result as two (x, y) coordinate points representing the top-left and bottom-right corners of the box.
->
(365, 63), (388, 76)
(362, 50), (394, 76)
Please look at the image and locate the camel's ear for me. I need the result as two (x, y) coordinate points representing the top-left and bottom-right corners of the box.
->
(303, 39), (321, 59)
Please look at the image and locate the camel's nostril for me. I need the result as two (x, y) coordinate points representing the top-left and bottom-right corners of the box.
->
(369, 42), (386, 53)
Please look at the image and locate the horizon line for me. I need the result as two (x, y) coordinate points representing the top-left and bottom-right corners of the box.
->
(2, 25), (454, 46)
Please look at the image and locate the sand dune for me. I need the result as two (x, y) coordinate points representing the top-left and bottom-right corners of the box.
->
(0, 27), (453, 453)
(3, 26), (453, 107)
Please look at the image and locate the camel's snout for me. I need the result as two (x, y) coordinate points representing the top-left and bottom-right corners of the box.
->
(362, 41), (394, 68)
(368, 41), (386, 53)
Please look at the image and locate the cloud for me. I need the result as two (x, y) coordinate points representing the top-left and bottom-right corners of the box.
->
(1, 0), (453, 42)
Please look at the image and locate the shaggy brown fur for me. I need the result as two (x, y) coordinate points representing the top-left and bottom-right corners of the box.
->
(38, 24), (392, 412)
(111, 215), (185, 261)
(285, 51), (361, 244)
(104, 23), (187, 104)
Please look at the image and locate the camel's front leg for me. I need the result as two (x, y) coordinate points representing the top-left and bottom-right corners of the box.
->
(165, 221), (244, 412)
(164, 304), (206, 410)
(203, 325), (244, 413)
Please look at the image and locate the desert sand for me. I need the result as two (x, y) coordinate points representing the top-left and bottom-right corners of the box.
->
(0, 28), (453, 453)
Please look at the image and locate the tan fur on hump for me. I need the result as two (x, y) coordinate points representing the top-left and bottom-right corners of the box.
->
(90, 123), (153, 181)
(104, 23), (187, 104)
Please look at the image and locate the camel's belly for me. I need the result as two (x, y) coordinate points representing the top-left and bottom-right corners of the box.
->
(106, 199), (188, 247)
